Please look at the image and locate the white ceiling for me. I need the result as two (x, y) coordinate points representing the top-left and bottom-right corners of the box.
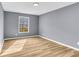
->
(1, 2), (76, 15)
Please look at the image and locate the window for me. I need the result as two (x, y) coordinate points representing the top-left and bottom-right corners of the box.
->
(18, 16), (29, 33)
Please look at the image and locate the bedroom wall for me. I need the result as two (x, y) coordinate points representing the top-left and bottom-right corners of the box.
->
(0, 3), (4, 52)
(4, 11), (39, 38)
(39, 3), (79, 49)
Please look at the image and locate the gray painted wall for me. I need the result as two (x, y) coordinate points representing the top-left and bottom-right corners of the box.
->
(39, 3), (79, 49)
(0, 3), (4, 52)
(4, 11), (39, 38)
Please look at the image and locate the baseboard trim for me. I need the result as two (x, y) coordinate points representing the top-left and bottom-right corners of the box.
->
(4, 35), (39, 40)
(39, 35), (79, 51)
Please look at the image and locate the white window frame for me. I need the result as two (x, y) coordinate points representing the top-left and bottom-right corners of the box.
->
(18, 16), (30, 33)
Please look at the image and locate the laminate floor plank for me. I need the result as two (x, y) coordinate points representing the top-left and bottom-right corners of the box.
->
(0, 37), (79, 57)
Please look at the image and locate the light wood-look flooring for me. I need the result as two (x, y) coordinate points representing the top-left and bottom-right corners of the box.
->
(0, 36), (79, 57)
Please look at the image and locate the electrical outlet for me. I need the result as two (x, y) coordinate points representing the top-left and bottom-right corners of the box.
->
(77, 42), (79, 45)
(15, 33), (18, 36)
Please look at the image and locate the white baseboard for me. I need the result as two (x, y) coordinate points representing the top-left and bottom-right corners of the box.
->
(4, 35), (39, 40)
(39, 35), (79, 51)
